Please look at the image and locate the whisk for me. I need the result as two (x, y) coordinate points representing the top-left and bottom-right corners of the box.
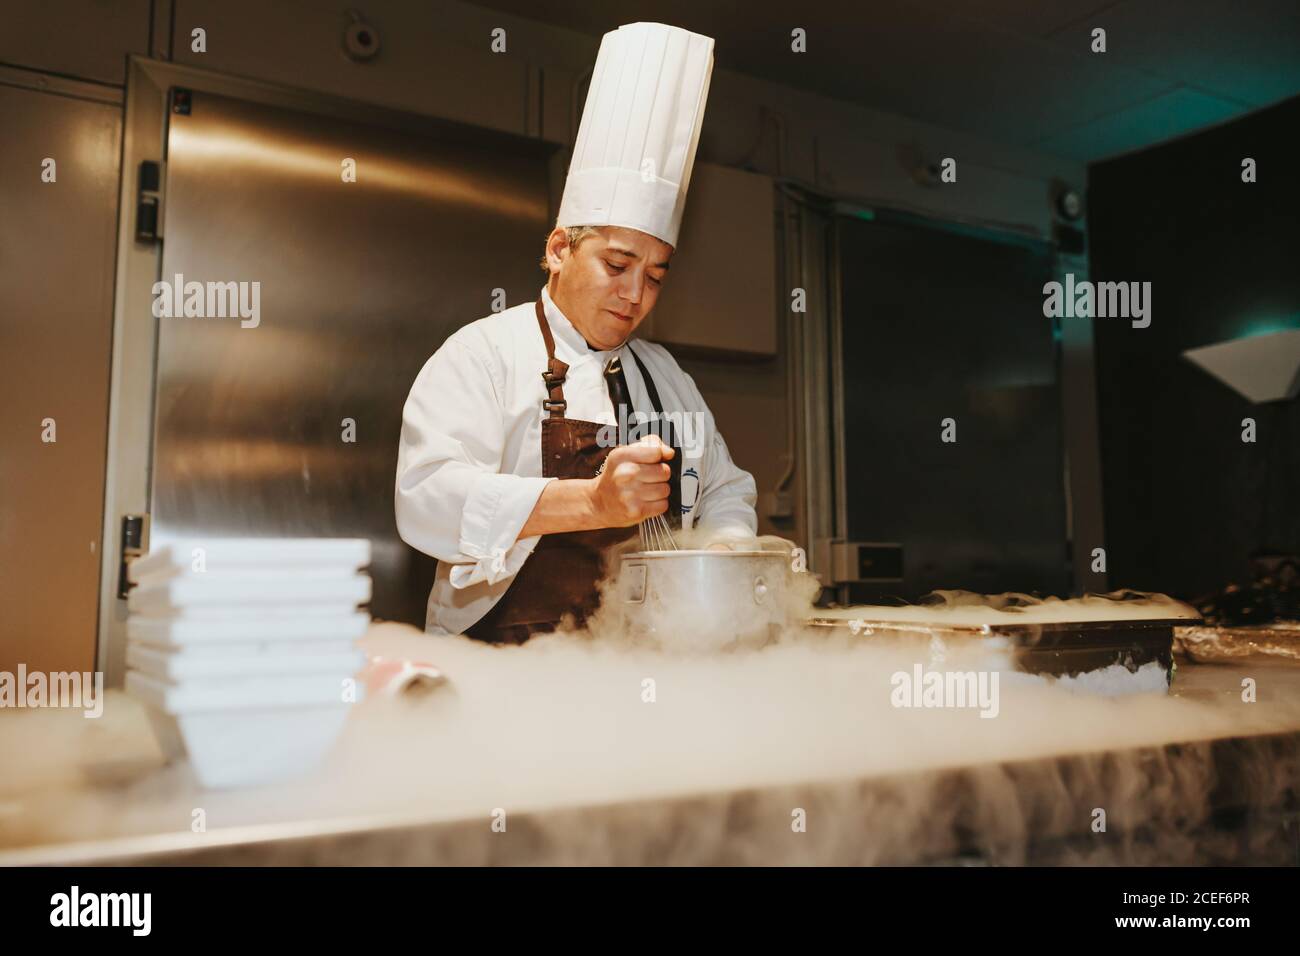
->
(638, 511), (679, 552)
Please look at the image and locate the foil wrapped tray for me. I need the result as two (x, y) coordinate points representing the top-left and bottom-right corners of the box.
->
(1174, 623), (1300, 663)
(805, 616), (1188, 680)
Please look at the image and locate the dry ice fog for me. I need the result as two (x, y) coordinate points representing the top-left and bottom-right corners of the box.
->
(3, 533), (1298, 863)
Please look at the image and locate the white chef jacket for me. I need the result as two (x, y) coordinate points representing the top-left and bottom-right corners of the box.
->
(395, 284), (758, 635)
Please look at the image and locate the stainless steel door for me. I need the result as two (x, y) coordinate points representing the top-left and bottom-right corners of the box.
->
(152, 90), (552, 624)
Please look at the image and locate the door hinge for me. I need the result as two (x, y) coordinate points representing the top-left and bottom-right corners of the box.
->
(135, 160), (164, 242)
(117, 513), (150, 598)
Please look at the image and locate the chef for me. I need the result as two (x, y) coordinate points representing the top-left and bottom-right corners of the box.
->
(395, 22), (757, 643)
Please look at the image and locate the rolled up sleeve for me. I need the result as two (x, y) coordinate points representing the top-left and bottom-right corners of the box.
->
(395, 338), (553, 587)
(450, 471), (551, 587)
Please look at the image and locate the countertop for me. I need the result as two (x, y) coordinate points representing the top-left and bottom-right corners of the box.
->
(2, 622), (1298, 865)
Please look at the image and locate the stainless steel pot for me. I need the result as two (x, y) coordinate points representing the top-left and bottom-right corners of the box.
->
(616, 550), (794, 649)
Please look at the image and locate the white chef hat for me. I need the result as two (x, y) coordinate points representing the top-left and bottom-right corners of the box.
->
(556, 22), (715, 248)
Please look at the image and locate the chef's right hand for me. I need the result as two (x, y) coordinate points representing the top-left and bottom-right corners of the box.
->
(590, 435), (674, 527)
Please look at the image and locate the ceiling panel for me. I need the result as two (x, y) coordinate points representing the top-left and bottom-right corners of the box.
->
(1044, 0), (1300, 105)
(1197, 33), (1300, 107)
(1032, 86), (1245, 161)
(469, 0), (1299, 161)
(769, 20), (1176, 147)
(953, 0), (1123, 38)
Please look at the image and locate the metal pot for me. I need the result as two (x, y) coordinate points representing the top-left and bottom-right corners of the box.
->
(616, 549), (793, 649)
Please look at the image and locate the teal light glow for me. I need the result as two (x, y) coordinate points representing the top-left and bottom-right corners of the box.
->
(1235, 314), (1300, 339)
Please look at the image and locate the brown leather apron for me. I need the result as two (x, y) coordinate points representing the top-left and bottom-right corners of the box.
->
(464, 299), (681, 645)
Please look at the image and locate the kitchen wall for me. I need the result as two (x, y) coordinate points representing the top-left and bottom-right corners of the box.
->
(1088, 95), (1300, 600)
(0, 75), (122, 675)
(157, 0), (1086, 542)
(1, 0), (1086, 670)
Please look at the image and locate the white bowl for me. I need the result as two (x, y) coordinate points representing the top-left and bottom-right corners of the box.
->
(128, 538), (372, 581)
(128, 610), (370, 646)
(142, 704), (354, 789)
(127, 573), (372, 613)
(127, 670), (363, 789)
(127, 642), (365, 681)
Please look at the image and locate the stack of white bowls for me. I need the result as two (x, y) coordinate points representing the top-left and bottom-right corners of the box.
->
(124, 538), (371, 789)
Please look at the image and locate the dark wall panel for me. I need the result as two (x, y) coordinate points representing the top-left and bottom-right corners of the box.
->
(1089, 96), (1300, 599)
(838, 216), (1065, 601)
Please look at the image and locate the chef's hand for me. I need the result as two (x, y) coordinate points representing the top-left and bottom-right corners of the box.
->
(590, 434), (674, 527)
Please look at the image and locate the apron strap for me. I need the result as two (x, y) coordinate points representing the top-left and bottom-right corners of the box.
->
(626, 343), (676, 448)
(627, 342), (683, 529)
(535, 299), (569, 419)
(534, 297), (672, 435)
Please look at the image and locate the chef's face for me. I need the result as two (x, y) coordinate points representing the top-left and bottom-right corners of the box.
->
(546, 225), (673, 350)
